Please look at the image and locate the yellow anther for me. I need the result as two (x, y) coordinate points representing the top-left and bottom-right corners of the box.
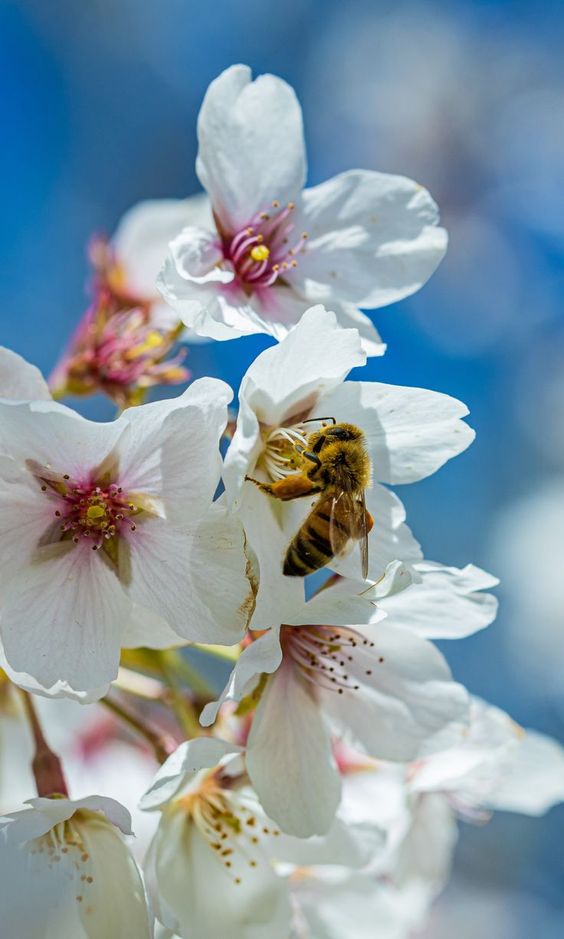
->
(250, 244), (270, 262)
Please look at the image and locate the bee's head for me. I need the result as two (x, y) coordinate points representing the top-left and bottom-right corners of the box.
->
(307, 422), (364, 453)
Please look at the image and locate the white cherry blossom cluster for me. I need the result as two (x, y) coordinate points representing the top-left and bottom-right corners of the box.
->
(0, 64), (562, 939)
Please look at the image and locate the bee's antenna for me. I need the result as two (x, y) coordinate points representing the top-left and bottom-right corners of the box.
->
(302, 416), (336, 425)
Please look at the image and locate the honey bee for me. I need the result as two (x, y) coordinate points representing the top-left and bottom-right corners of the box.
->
(246, 420), (373, 578)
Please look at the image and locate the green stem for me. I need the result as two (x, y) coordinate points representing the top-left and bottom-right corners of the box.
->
(101, 696), (175, 764)
(154, 651), (204, 736)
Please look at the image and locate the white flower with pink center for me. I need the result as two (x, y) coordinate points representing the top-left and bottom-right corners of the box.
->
(0, 371), (253, 700)
(201, 617), (468, 839)
(0, 795), (151, 939)
(158, 65), (447, 352)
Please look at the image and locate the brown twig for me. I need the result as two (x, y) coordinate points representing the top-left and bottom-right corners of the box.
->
(19, 690), (69, 797)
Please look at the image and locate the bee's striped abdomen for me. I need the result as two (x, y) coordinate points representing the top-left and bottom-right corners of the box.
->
(283, 497), (350, 577)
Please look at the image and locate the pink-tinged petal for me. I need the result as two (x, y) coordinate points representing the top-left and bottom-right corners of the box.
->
(320, 624), (469, 762)
(127, 507), (252, 646)
(116, 377), (231, 518)
(196, 64), (306, 230)
(319, 381), (474, 485)
(113, 194), (213, 299)
(0, 348), (51, 401)
(379, 562), (498, 640)
(289, 169), (447, 308)
(246, 662), (341, 837)
(0, 543), (130, 695)
(159, 250), (311, 342)
(0, 456), (59, 580)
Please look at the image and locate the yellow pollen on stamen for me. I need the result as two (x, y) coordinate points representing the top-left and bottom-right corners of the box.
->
(86, 505), (106, 521)
(250, 244), (270, 262)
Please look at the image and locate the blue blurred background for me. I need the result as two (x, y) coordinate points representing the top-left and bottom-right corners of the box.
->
(2, 0), (564, 934)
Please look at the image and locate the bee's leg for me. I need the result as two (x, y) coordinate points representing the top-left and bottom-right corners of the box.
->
(294, 448), (322, 468)
(364, 509), (374, 535)
(245, 474), (322, 501)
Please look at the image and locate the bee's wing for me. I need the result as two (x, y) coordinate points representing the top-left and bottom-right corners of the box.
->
(328, 490), (370, 579)
(357, 490), (370, 581)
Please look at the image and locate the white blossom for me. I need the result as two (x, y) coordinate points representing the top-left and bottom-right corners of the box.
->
(159, 65), (447, 351)
(0, 371), (252, 699)
(140, 738), (291, 939)
(0, 795), (151, 938)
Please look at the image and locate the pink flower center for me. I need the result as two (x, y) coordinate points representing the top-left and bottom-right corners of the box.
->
(37, 472), (140, 551)
(223, 200), (308, 289)
(281, 625), (376, 695)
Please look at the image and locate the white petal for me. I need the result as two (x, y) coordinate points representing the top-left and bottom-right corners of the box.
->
(0, 347), (51, 401)
(378, 562), (499, 639)
(231, 304), (365, 430)
(122, 603), (187, 650)
(196, 64), (306, 230)
(321, 624), (469, 761)
(150, 809), (290, 939)
(200, 628), (283, 727)
(159, 250), (313, 342)
(127, 506), (252, 645)
(0, 826), (85, 939)
(319, 381), (474, 484)
(0, 649), (108, 704)
(274, 813), (384, 869)
(0, 649), (108, 703)
(140, 737), (240, 811)
(0, 455), (62, 580)
(113, 194), (213, 298)
(0, 799), (151, 939)
(292, 871), (417, 939)
(168, 226), (232, 283)
(327, 302), (386, 357)
(391, 792), (457, 894)
(0, 399), (124, 482)
(483, 729), (564, 816)
(76, 815), (152, 938)
(246, 663), (341, 837)
(116, 377), (231, 519)
(0, 543), (129, 695)
(290, 169), (447, 308)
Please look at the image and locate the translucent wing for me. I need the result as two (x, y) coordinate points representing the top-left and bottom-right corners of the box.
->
(328, 490), (370, 579)
(357, 490), (370, 581)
